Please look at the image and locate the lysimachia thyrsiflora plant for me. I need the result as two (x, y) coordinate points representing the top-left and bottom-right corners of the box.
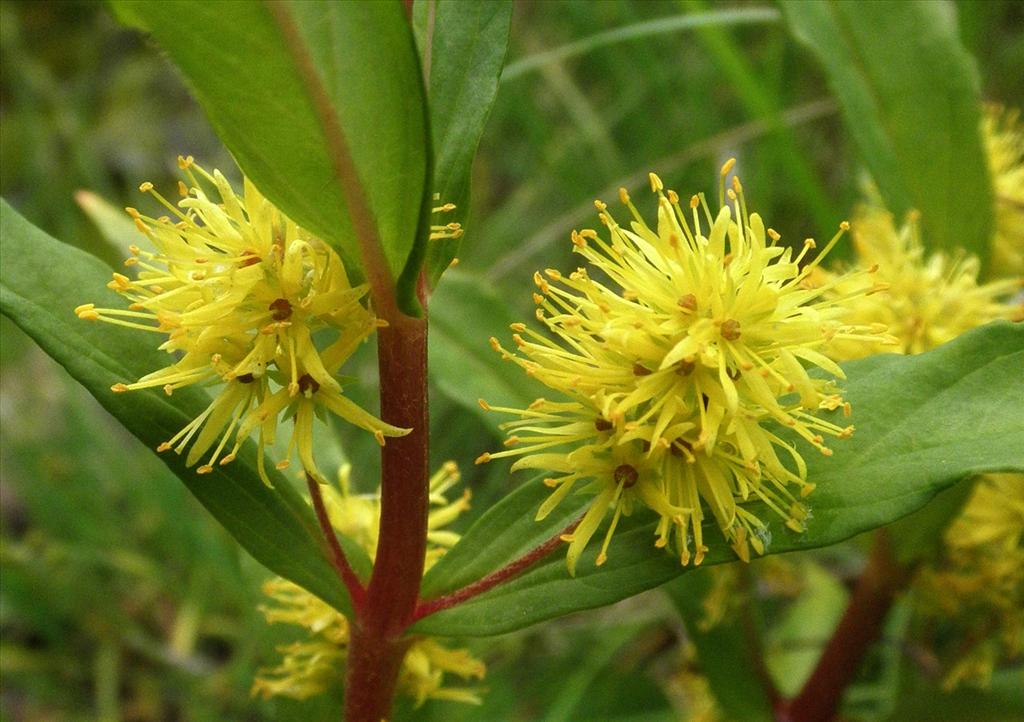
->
(1, 2), (1021, 721)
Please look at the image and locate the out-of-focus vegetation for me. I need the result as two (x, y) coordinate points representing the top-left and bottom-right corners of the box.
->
(1, 1), (1021, 720)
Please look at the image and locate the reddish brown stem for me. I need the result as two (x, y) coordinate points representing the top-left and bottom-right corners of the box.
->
(344, 314), (429, 722)
(779, 532), (910, 722)
(306, 473), (366, 609)
(413, 515), (584, 620)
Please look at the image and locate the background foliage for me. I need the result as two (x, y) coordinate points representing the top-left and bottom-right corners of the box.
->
(1, 1), (1022, 720)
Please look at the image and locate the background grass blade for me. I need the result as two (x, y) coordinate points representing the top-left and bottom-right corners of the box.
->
(501, 6), (779, 81)
(780, 0), (993, 267)
(415, 322), (1024, 635)
(0, 200), (353, 617)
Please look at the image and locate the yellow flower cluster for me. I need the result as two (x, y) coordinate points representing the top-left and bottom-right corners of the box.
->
(253, 462), (486, 705)
(985, 105), (1024, 277)
(76, 158), (411, 484)
(913, 473), (1024, 689)
(478, 164), (891, 573)
(823, 207), (1021, 361)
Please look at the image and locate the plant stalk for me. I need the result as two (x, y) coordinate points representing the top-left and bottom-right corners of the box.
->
(344, 314), (429, 722)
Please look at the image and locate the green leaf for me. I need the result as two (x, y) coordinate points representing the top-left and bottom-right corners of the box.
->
(665, 568), (775, 722)
(110, 0), (429, 312)
(0, 200), (352, 617)
(413, 0), (513, 286)
(428, 270), (546, 436)
(887, 475), (974, 565)
(415, 322), (1024, 636)
(780, 0), (993, 267)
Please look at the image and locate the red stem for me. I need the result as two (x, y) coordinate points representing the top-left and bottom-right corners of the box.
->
(344, 314), (429, 722)
(306, 473), (366, 609)
(779, 532), (909, 722)
(413, 515), (584, 620)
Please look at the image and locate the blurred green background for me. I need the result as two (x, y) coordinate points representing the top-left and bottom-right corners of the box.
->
(2, 1), (1021, 720)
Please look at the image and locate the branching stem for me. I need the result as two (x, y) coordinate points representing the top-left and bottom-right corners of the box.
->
(413, 514), (584, 620)
(306, 473), (366, 609)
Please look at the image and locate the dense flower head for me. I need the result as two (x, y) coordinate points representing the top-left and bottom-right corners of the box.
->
(252, 462), (485, 705)
(75, 157), (409, 483)
(478, 163), (893, 573)
(984, 104), (1024, 277)
(913, 473), (1024, 690)
(823, 206), (1022, 361)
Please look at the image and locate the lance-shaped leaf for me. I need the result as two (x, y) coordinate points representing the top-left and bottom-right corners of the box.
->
(413, 0), (513, 286)
(780, 1), (993, 268)
(415, 322), (1024, 636)
(0, 200), (356, 617)
(110, 0), (429, 313)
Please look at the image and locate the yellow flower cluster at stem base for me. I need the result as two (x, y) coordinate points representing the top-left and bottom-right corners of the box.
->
(913, 473), (1024, 690)
(252, 463), (485, 706)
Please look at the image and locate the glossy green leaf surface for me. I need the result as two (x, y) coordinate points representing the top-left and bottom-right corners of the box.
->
(415, 322), (1024, 635)
(428, 270), (545, 435)
(414, 0), (513, 285)
(780, 1), (992, 266)
(0, 200), (352, 617)
(110, 0), (429, 311)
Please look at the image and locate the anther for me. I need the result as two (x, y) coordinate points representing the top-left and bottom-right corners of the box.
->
(138, 182), (154, 193)
(297, 373), (320, 396)
(721, 319), (741, 340)
(720, 158), (737, 176)
(678, 293), (697, 311)
(613, 464), (639, 488)
(632, 362), (653, 376)
(269, 298), (292, 321)
(594, 417), (613, 432)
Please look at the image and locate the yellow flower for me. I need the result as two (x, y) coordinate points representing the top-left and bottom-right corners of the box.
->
(984, 105), (1024, 277)
(824, 207), (1021, 361)
(913, 473), (1024, 690)
(75, 157), (409, 483)
(478, 163), (890, 571)
(253, 462), (485, 705)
